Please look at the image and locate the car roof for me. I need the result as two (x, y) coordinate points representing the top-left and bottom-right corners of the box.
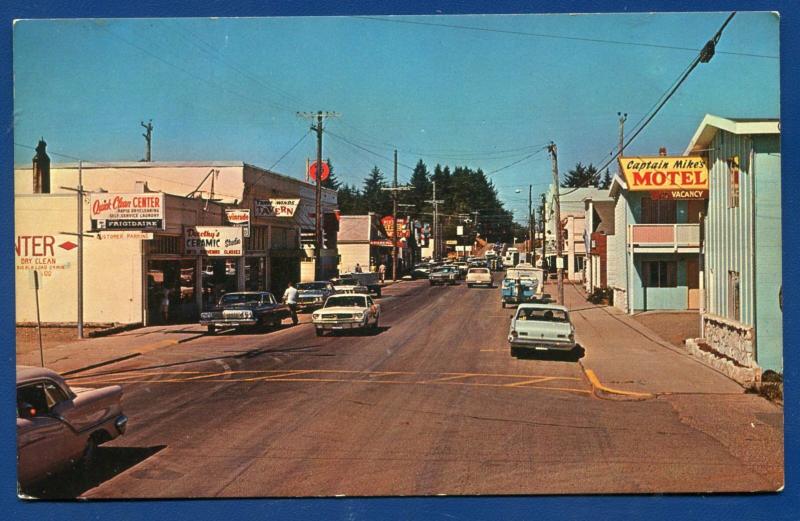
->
(516, 303), (569, 312)
(223, 291), (270, 296)
(17, 365), (65, 385)
(328, 293), (370, 298)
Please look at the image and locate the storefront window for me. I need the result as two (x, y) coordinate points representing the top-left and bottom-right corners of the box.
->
(643, 261), (677, 288)
(202, 258), (238, 308)
(147, 259), (196, 323)
(245, 256), (266, 291)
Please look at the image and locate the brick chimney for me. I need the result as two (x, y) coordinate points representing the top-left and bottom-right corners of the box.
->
(32, 138), (51, 193)
(658, 147), (667, 157)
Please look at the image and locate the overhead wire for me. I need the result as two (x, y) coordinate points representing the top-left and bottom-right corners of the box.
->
(350, 15), (776, 60)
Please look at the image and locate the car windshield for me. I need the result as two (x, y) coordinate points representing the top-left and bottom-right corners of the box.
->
(325, 296), (368, 308)
(432, 267), (452, 273)
(507, 269), (536, 279)
(220, 293), (263, 305)
(516, 308), (569, 323)
(297, 282), (329, 291)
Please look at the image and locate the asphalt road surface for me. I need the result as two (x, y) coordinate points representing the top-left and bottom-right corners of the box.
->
(34, 275), (780, 498)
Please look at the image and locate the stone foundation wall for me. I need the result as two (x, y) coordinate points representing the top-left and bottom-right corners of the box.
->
(702, 313), (756, 368)
(685, 338), (761, 387)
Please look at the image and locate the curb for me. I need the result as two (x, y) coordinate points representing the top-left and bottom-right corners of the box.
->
(62, 352), (142, 376)
(580, 366), (655, 401)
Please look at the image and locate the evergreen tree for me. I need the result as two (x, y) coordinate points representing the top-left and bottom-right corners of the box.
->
(337, 183), (363, 215)
(321, 158), (340, 190)
(561, 162), (600, 188)
(407, 159), (432, 217)
(599, 170), (613, 190)
(361, 166), (392, 216)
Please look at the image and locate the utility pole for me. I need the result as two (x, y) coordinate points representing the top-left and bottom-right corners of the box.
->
(381, 150), (412, 281)
(298, 111), (338, 280)
(141, 120), (153, 162)
(425, 181), (444, 262)
(59, 161), (87, 338)
(528, 185), (533, 260)
(547, 142), (564, 305)
(617, 112), (627, 156)
(540, 193), (546, 270)
(618, 112), (630, 313)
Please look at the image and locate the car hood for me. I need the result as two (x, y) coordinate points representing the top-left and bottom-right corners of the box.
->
(317, 306), (368, 314)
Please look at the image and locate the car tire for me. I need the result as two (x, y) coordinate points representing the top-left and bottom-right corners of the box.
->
(376, 288), (382, 297)
(207, 325), (216, 335)
(315, 328), (324, 337)
(501, 301), (506, 308)
(79, 435), (98, 472)
(467, 283), (472, 288)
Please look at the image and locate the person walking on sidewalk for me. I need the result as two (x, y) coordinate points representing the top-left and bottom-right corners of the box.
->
(160, 288), (171, 323)
(355, 263), (363, 273)
(378, 263), (386, 283)
(283, 282), (299, 326)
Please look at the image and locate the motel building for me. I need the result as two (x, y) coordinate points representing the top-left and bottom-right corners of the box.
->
(607, 150), (706, 313)
(15, 141), (338, 327)
(684, 115), (782, 377)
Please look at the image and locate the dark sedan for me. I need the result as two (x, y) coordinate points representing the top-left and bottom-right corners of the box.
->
(199, 291), (291, 334)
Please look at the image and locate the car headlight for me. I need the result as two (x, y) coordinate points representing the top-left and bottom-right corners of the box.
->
(569, 332), (575, 342)
(510, 329), (518, 338)
(312, 313), (321, 320)
(360, 311), (368, 319)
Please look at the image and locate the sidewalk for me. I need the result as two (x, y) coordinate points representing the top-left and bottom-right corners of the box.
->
(551, 281), (743, 396)
(16, 280), (409, 376)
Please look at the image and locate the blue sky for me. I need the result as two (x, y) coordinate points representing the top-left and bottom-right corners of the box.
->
(13, 12), (779, 222)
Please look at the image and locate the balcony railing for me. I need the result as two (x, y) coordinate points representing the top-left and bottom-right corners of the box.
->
(630, 223), (700, 250)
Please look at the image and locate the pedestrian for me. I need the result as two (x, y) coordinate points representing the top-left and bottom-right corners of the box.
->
(378, 263), (386, 283)
(355, 263), (363, 273)
(160, 287), (170, 323)
(283, 281), (299, 325)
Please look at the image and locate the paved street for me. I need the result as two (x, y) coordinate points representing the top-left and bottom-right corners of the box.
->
(22, 274), (781, 498)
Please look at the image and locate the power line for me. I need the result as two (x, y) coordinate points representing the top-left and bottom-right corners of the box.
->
(325, 129), (416, 171)
(487, 147), (548, 175)
(351, 15), (776, 60)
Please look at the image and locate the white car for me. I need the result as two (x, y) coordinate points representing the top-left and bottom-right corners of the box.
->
(465, 267), (493, 288)
(312, 294), (381, 336)
(508, 303), (576, 353)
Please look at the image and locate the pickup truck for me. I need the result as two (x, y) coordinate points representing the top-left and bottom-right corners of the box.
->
(17, 365), (128, 487)
(338, 271), (382, 297)
(200, 291), (291, 334)
(500, 265), (541, 308)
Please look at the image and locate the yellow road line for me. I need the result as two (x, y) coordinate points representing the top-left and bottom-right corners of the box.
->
(71, 375), (592, 395)
(504, 376), (558, 387)
(583, 369), (654, 398)
(431, 373), (474, 382)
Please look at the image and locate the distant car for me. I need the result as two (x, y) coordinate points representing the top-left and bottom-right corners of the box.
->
(466, 267), (493, 288)
(454, 262), (470, 276)
(295, 281), (336, 311)
(501, 266), (541, 308)
(508, 303), (576, 353)
(312, 294), (381, 336)
(200, 291), (291, 334)
(410, 263), (432, 279)
(331, 277), (370, 295)
(429, 266), (459, 286)
(17, 366), (128, 487)
(337, 272), (382, 297)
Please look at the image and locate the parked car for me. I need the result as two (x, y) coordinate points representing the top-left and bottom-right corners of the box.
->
(466, 267), (493, 288)
(200, 291), (291, 334)
(17, 365), (128, 487)
(295, 281), (336, 311)
(454, 262), (470, 276)
(507, 303), (576, 353)
(500, 265), (541, 308)
(410, 263), (432, 279)
(429, 266), (459, 286)
(331, 277), (370, 295)
(338, 272), (382, 297)
(312, 294), (381, 336)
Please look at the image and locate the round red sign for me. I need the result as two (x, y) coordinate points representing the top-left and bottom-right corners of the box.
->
(308, 161), (330, 181)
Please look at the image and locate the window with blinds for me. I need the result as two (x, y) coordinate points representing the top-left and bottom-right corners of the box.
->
(640, 197), (677, 224)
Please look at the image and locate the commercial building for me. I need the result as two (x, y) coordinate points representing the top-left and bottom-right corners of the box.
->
(545, 186), (605, 281)
(15, 144), (338, 326)
(337, 213), (413, 275)
(583, 192), (615, 292)
(607, 151), (705, 313)
(685, 115), (782, 374)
